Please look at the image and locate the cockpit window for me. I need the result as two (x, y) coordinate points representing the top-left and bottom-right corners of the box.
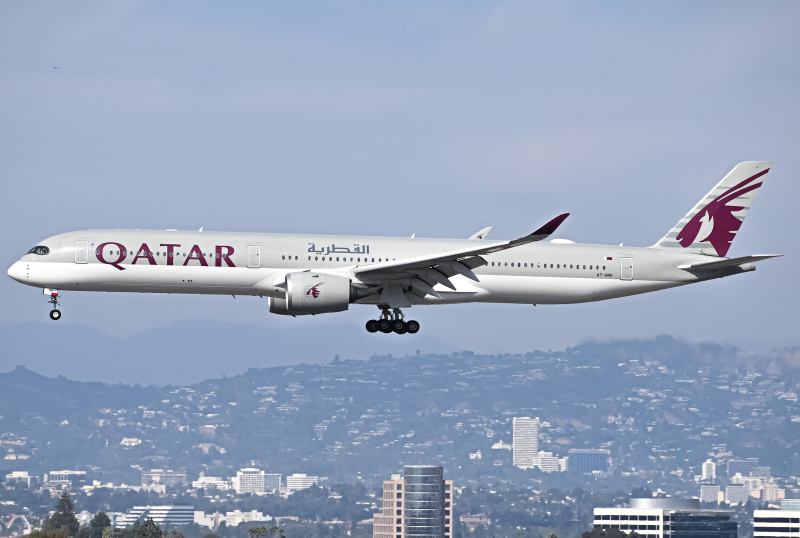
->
(27, 246), (50, 256)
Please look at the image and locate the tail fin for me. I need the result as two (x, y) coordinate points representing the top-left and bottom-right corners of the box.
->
(652, 161), (772, 257)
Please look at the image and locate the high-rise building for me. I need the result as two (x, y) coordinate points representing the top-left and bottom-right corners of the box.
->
(700, 486), (721, 504)
(702, 460), (717, 481)
(373, 466), (453, 538)
(594, 498), (736, 538)
(142, 469), (187, 487)
(727, 458), (759, 478)
(234, 468), (265, 494)
(264, 474), (281, 493)
(781, 500), (800, 511)
(285, 474), (318, 491)
(725, 486), (750, 505)
(753, 510), (800, 538)
(567, 449), (611, 474)
(512, 417), (539, 469)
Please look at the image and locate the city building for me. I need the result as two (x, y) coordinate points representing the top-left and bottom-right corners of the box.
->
(192, 476), (231, 491)
(141, 469), (187, 487)
(373, 466), (453, 538)
(568, 449), (611, 474)
(223, 510), (271, 527)
(531, 451), (560, 472)
(120, 438), (142, 447)
(701, 485), (721, 504)
(45, 470), (87, 489)
(512, 417), (539, 469)
(725, 486), (750, 505)
(3, 471), (38, 487)
(594, 498), (736, 538)
(761, 481), (785, 503)
(727, 458), (759, 478)
(233, 468), (265, 494)
(459, 515), (490, 531)
(285, 474), (318, 492)
(116, 506), (195, 528)
(264, 474), (281, 493)
(753, 510), (800, 538)
(703, 460), (717, 481)
(782, 501), (800, 511)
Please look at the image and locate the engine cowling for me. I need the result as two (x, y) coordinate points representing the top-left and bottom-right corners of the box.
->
(272, 272), (355, 315)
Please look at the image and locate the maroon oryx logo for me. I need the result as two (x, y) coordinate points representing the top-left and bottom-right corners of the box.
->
(306, 282), (323, 299)
(676, 169), (767, 257)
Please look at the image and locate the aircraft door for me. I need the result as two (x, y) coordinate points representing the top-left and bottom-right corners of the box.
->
(75, 241), (89, 264)
(247, 245), (260, 268)
(620, 257), (633, 280)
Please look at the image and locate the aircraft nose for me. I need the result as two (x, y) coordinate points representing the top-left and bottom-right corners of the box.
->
(7, 262), (23, 283)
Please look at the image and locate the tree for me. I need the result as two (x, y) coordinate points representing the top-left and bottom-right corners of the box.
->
(249, 526), (285, 538)
(44, 492), (80, 537)
(28, 530), (71, 538)
(132, 519), (162, 538)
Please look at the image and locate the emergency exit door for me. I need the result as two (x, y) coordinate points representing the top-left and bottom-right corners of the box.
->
(620, 257), (633, 280)
(247, 246), (260, 268)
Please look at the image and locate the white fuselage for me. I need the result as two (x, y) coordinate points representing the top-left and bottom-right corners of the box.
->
(7, 229), (742, 310)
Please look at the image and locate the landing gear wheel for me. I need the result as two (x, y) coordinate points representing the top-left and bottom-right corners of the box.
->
(392, 320), (407, 334)
(406, 320), (420, 334)
(378, 319), (392, 333)
(366, 320), (379, 333)
(49, 309), (61, 321)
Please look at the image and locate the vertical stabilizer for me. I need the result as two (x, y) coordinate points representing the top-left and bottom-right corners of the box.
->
(652, 161), (771, 257)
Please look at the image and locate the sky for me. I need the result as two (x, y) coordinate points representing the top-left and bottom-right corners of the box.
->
(1, 1), (799, 362)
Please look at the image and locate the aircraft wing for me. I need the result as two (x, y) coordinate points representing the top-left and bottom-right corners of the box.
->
(678, 254), (781, 272)
(353, 213), (569, 298)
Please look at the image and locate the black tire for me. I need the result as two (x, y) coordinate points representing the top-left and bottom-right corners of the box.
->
(406, 320), (420, 334)
(366, 320), (379, 333)
(378, 319), (392, 333)
(49, 309), (61, 321)
(392, 320), (407, 334)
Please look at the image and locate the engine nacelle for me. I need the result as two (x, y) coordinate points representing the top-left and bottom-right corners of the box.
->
(270, 272), (356, 315)
(268, 297), (309, 316)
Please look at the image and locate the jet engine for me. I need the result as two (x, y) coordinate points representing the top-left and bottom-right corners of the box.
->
(269, 272), (364, 315)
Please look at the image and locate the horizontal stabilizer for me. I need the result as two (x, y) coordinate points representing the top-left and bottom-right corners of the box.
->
(469, 227), (493, 240)
(678, 254), (781, 272)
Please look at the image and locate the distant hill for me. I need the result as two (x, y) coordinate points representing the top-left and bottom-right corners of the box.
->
(1, 335), (798, 491)
(0, 320), (454, 385)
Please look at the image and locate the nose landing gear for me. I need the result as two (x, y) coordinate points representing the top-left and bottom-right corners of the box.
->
(45, 288), (61, 321)
(365, 307), (419, 334)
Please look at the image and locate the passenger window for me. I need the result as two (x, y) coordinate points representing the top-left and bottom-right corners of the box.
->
(282, 255), (285, 260)
(315, 257), (318, 261)
(511, 263), (514, 267)
(603, 265), (606, 270)
(491, 262), (494, 266)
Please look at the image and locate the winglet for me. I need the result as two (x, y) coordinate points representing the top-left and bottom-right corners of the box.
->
(532, 213), (569, 236)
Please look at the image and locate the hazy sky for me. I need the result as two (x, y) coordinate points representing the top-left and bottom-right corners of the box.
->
(1, 1), (799, 356)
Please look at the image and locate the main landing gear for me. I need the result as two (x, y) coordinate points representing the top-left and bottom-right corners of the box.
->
(46, 289), (61, 321)
(366, 307), (419, 335)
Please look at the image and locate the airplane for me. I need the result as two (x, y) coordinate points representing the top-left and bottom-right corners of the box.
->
(7, 161), (780, 334)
